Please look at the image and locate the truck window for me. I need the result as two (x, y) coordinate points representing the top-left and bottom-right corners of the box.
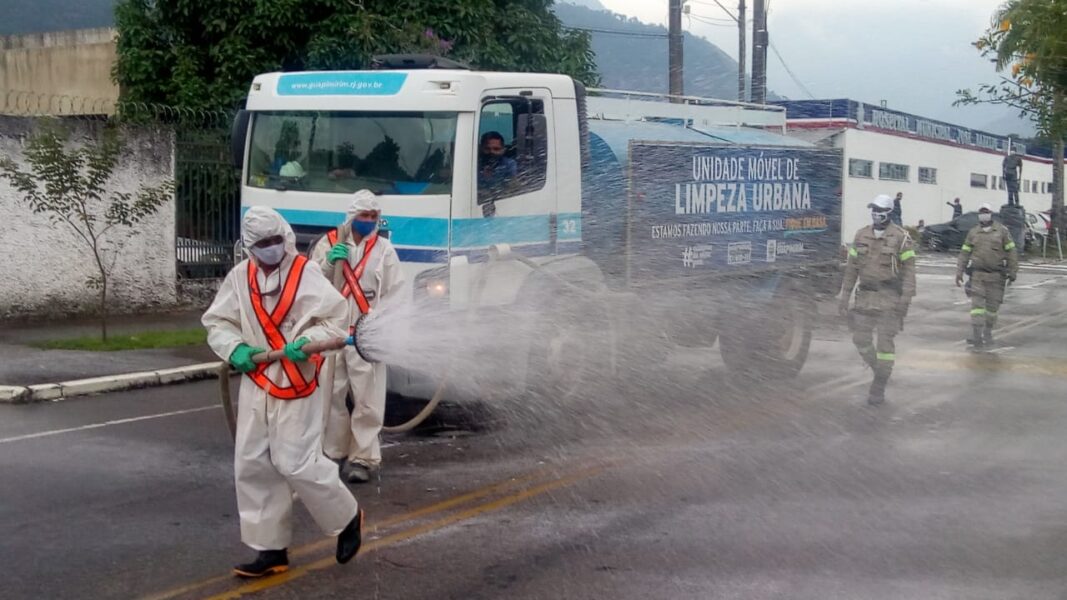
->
(477, 98), (549, 206)
(246, 111), (457, 195)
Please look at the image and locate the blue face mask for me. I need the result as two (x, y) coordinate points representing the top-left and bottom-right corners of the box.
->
(352, 220), (377, 237)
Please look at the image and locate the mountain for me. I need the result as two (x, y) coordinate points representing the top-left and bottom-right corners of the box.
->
(555, 2), (771, 101)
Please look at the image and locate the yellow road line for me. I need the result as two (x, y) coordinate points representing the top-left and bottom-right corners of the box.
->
(141, 468), (551, 600)
(201, 465), (606, 600)
(899, 349), (1067, 378)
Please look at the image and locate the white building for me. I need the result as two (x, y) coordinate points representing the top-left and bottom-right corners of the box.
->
(773, 99), (1061, 237)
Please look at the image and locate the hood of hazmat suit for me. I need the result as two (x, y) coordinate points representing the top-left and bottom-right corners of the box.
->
(202, 205), (357, 551)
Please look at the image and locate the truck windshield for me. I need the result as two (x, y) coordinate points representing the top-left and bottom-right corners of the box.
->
(246, 111), (457, 195)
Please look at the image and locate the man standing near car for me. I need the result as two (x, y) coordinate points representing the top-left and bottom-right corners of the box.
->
(839, 194), (917, 406)
(1002, 149), (1023, 206)
(956, 203), (1018, 349)
(946, 198), (962, 220)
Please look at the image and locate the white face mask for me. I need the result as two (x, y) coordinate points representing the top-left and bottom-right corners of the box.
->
(249, 242), (287, 267)
(978, 213), (993, 225)
(871, 210), (890, 229)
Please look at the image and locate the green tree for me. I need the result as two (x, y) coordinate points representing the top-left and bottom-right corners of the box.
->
(113, 0), (599, 111)
(956, 0), (1067, 232)
(0, 123), (175, 340)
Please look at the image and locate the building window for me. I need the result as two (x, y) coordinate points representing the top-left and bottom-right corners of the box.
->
(848, 158), (873, 178)
(999, 178), (1006, 190)
(992, 175), (998, 190)
(879, 162), (909, 182)
(970, 173), (988, 188)
(918, 167), (937, 184)
(1024, 180), (1031, 193)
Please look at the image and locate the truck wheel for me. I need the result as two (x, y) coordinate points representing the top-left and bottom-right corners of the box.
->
(525, 289), (617, 403)
(719, 294), (813, 380)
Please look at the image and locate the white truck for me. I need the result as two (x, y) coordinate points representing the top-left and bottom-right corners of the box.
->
(231, 55), (844, 402)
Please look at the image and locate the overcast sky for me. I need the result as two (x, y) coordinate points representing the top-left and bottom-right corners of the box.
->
(592, 0), (1029, 135)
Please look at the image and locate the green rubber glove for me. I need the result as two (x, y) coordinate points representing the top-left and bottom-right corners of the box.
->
(283, 337), (311, 362)
(327, 243), (349, 264)
(229, 343), (265, 373)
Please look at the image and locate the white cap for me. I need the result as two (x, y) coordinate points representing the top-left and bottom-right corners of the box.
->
(868, 194), (894, 211)
(348, 189), (381, 218)
(279, 161), (305, 178)
(979, 202), (993, 212)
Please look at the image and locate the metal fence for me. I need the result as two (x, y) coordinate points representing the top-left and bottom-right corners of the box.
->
(1, 91), (241, 279)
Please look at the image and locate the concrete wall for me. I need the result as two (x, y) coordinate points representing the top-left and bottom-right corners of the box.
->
(0, 115), (178, 319)
(835, 128), (1057, 237)
(0, 28), (119, 114)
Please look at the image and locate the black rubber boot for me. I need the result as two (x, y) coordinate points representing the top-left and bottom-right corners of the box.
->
(337, 509), (364, 565)
(983, 324), (995, 347)
(967, 325), (985, 348)
(868, 368), (890, 406)
(233, 549), (289, 578)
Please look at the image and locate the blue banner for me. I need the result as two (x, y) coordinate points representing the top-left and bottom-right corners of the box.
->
(628, 144), (842, 279)
(276, 73), (408, 96)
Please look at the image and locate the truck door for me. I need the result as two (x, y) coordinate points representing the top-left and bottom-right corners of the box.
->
(468, 89), (557, 255)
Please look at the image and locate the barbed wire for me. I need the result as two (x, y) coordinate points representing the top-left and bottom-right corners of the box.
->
(0, 90), (236, 128)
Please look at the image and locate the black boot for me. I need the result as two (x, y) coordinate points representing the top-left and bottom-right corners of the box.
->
(233, 549), (289, 578)
(337, 509), (364, 565)
(967, 325), (985, 348)
(983, 324), (995, 347)
(868, 369), (889, 406)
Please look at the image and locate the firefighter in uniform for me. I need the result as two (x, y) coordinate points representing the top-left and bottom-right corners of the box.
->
(839, 194), (917, 405)
(955, 203), (1018, 348)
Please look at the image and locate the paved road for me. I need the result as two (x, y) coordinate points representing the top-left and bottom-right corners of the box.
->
(3, 263), (1067, 599)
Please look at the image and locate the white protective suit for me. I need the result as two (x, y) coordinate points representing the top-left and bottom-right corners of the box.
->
(203, 206), (358, 551)
(310, 191), (408, 467)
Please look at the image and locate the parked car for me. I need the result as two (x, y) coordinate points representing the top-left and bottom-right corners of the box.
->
(922, 211), (996, 251)
(1025, 211), (1050, 251)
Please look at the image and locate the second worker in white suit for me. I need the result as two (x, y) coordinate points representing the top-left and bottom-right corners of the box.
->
(311, 190), (408, 483)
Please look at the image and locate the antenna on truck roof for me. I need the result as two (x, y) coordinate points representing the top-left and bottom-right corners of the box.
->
(369, 54), (471, 70)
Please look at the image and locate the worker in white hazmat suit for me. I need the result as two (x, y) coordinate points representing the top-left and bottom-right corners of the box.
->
(310, 190), (408, 484)
(202, 206), (364, 578)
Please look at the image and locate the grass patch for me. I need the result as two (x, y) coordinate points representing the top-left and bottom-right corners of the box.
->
(32, 328), (207, 351)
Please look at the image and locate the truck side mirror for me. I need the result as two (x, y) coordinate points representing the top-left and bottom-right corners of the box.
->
(231, 110), (251, 169)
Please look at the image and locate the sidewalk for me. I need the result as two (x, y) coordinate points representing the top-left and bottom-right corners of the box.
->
(0, 311), (218, 386)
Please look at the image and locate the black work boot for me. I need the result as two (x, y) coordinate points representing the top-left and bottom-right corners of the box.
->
(967, 325), (985, 348)
(233, 549), (289, 578)
(983, 324), (995, 347)
(868, 369), (890, 406)
(337, 509), (364, 565)
(343, 461), (371, 484)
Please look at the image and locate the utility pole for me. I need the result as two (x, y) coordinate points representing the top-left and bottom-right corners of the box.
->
(751, 0), (768, 104)
(669, 0), (684, 101)
(737, 0), (746, 102)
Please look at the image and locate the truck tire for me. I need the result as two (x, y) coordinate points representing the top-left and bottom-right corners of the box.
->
(524, 286), (617, 403)
(719, 292), (814, 380)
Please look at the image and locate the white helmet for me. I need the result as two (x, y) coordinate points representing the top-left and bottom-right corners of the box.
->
(868, 194), (894, 211)
(978, 202), (993, 212)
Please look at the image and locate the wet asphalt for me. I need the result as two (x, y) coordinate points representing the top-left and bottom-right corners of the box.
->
(3, 260), (1067, 599)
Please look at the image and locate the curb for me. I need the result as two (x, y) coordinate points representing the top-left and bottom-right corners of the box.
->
(0, 362), (224, 404)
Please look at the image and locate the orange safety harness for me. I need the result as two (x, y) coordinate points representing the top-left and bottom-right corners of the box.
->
(246, 256), (323, 400)
(326, 228), (379, 315)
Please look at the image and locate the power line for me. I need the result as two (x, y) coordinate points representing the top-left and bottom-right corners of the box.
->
(689, 14), (737, 28)
(689, 0), (739, 23)
(563, 26), (668, 39)
(768, 40), (816, 99)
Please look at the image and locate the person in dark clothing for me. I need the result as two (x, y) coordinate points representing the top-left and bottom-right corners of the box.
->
(1002, 150), (1023, 206)
(891, 192), (903, 226)
(947, 197), (963, 220)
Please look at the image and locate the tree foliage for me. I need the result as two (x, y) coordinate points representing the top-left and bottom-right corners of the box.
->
(956, 0), (1067, 230)
(0, 123), (174, 339)
(113, 0), (599, 111)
